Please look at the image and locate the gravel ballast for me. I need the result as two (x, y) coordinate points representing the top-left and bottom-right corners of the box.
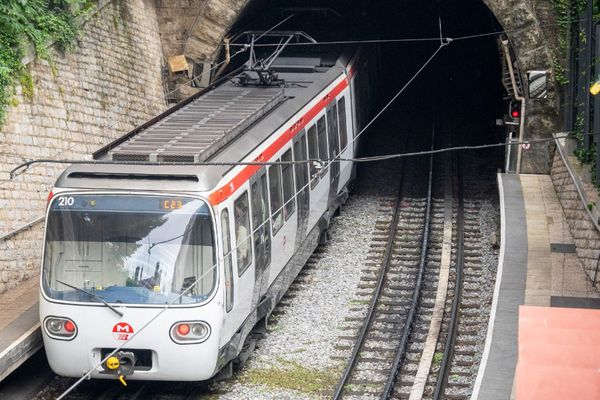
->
(214, 193), (381, 399)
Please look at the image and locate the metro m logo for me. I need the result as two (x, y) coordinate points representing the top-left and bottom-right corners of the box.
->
(112, 322), (134, 341)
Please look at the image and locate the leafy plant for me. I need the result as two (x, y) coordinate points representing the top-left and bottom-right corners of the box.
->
(0, 0), (93, 124)
(551, 0), (595, 85)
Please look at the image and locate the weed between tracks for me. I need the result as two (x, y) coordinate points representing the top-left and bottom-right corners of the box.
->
(240, 360), (340, 395)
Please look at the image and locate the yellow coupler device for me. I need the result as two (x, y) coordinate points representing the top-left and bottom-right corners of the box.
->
(104, 352), (136, 386)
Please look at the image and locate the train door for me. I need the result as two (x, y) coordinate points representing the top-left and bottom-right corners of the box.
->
(250, 169), (271, 298)
(327, 102), (340, 206)
(293, 131), (310, 250)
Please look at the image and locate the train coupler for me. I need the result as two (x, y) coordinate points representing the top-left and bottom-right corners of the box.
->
(104, 351), (136, 385)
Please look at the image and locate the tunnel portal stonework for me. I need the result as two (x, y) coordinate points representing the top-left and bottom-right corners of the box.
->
(0, 0), (562, 293)
(483, 0), (561, 174)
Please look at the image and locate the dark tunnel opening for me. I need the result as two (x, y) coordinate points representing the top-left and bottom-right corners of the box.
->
(226, 0), (507, 169)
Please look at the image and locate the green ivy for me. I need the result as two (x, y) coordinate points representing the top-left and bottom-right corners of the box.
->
(572, 110), (600, 187)
(0, 0), (94, 124)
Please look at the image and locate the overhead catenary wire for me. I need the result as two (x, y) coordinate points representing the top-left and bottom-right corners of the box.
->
(8, 131), (584, 179)
(224, 16), (590, 48)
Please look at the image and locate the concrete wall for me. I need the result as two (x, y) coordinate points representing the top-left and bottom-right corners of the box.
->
(0, 0), (167, 294)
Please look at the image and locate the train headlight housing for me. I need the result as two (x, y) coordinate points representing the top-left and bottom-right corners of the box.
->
(170, 321), (210, 344)
(44, 316), (78, 340)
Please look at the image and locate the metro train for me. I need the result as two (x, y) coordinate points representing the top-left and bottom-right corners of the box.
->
(39, 32), (377, 382)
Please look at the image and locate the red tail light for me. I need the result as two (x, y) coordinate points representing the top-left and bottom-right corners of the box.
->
(177, 323), (190, 336)
(64, 320), (76, 332)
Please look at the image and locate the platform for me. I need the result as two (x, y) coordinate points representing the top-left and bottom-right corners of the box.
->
(0, 278), (41, 382)
(472, 174), (599, 400)
(515, 305), (600, 399)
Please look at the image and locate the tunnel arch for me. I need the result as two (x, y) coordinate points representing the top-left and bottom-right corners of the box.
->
(157, 0), (560, 173)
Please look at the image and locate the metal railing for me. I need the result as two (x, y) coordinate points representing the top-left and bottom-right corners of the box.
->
(553, 133), (600, 285)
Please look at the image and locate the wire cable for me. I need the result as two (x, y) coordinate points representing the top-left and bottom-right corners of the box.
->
(225, 17), (590, 48)
(8, 132), (579, 178)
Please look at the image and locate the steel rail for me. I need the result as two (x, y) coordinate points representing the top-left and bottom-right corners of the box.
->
(380, 125), (435, 400)
(432, 155), (465, 400)
(331, 159), (408, 399)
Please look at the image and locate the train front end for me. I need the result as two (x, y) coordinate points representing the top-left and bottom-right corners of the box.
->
(40, 191), (223, 381)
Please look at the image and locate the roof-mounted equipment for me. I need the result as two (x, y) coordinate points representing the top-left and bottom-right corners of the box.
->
(237, 31), (317, 87)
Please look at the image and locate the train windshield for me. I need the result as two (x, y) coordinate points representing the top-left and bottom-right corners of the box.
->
(42, 194), (216, 305)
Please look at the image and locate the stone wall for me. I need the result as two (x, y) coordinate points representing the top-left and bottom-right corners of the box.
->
(483, 0), (560, 174)
(155, 0), (248, 62)
(0, 0), (167, 294)
(551, 151), (600, 284)
(155, 0), (249, 99)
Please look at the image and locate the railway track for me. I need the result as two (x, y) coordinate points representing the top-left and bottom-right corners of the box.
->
(333, 126), (435, 399)
(333, 127), (500, 400)
(429, 157), (497, 400)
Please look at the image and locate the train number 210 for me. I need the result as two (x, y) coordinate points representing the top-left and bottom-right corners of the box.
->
(58, 196), (75, 207)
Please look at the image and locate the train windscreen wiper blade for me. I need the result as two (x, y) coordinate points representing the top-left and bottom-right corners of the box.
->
(56, 279), (124, 317)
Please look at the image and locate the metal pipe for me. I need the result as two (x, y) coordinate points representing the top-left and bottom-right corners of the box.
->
(501, 39), (526, 174)
(0, 216), (44, 242)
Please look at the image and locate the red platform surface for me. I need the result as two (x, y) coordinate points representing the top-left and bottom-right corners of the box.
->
(516, 305), (600, 399)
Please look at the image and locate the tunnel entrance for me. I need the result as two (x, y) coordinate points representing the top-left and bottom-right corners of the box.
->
(226, 0), (509, 172)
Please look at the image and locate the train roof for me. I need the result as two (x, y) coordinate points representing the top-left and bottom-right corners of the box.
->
(56, 50), (352, 194)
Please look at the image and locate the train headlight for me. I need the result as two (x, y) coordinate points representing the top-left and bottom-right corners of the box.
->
(170, 321), (210, 344)
(44, 317), (78, 340)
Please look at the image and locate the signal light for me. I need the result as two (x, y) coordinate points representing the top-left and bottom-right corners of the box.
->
(510, 101), (521, 119)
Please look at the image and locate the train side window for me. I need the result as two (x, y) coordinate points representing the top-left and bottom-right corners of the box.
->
(281, 149), (295, 220)
(338, 97), (348, 152)
(327, 103), (340, 157)
(251, 182), (261, 236)
(294, 135), (309, 194)
(234, 192), (252, 276)
(221, 209), (234, 312)
(269, 163), (284, 234)
(317, 116), (329, 175)
(307, 125), (319, 188)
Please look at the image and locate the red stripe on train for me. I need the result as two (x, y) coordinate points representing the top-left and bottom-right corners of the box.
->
(208, 76), (350, 206)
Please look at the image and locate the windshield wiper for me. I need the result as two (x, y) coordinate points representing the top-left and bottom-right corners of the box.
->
(56, 279), (124, 317)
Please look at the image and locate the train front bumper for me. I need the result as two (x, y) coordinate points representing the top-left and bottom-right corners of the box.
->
(40, 301), (223, 381)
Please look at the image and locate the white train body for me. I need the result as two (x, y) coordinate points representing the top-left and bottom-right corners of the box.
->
(40, 44), (377, 381)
